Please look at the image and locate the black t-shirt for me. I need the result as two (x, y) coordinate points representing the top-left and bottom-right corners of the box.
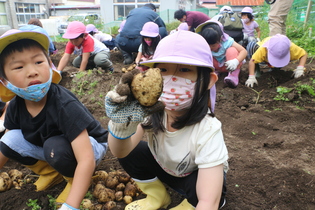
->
(4, 83), (108, 147)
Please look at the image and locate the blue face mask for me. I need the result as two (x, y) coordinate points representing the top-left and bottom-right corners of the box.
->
(4, 68), (52, 102)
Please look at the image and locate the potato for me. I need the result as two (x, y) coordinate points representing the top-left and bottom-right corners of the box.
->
(116, 169), (130, 183)
(0, 172), (12, 192)
(124, 182), (137, 197)
(115, 182), (125, 191)
(94, 204), (103, 210)
(93, 170), (108, 184)
(131, 68), (163, 106)
(97, 188), (115, 203)
(93, 183), (106, 198)
(104, 201), (116, 210)
(105, 174), (119, 189)
(123, 195), (133, 204)
(115, 191), (123, 201)
(8, 169), (23, 181)
(13, 181), (21, 189)
(127, 64), (136, 71)
(82, 198), (94, 210)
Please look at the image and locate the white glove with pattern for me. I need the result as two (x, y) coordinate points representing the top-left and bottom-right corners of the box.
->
(292, 66), (305, 78)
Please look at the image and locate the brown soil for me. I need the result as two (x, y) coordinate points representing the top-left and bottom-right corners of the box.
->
(0, 42), (315, 210)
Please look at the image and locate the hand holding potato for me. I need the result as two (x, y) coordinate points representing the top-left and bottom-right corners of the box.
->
(105, 68), (164, 140)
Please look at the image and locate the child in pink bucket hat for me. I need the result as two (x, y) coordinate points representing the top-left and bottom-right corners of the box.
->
(135, 22), (161, 72)
(196, 20), (247, 88)
(105, 30), (228, 210)
(245, 34), (308, 87)
(57, 21), (113, 72)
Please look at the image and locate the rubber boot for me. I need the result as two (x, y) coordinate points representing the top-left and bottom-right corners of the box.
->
(224, 68), (240, 88)
(25, 160), (63, 191)
(255, 64), (262, 77)
(169, 199), (194, 210)
(56, 177), (73, 205)
(125, 179), (171, 210)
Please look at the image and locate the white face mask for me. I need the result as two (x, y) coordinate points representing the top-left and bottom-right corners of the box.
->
(243, 18), (250, 24)
(159, 75), (196, 111)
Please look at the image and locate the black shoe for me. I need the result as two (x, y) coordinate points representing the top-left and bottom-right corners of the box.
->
(109, 67), (114, 72)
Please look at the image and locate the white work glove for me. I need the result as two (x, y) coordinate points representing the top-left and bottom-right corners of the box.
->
(225, 58), (239, 72)
(245, 75), (258, 87)
(292, 66), (305, 78)
(58, 203), (79, 210)
(256, 38), (261, 42)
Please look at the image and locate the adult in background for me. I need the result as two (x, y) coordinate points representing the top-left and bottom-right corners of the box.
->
(174, 9), (210, 32)
(268, 0), (294, 36)
(115, 3), (167, 65)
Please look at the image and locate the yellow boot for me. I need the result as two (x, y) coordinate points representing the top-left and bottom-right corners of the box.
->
(125, 179), (171, 210)
(56, 177), (73, 205)
(169, 199), (194, 210)
(25, 160), (63, 191)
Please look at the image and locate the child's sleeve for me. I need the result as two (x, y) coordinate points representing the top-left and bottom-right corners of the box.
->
(82, 37), (94, 53)
(195, 118), (229, 170)
(64, 41), (75, 54)
(290, 43), (307, 60)
(252, 47), (267, 64)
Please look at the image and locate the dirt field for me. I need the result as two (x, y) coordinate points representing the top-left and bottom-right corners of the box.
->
(0, 42), (314, 210)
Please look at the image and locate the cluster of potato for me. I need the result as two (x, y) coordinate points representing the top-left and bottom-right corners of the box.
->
(84, 169), (142, 210)
(0, 169), (28, 192)
(122, 64), (137, 73)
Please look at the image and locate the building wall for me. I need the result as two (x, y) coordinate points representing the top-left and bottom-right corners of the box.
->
(1, 0), (49, 31)
(100, 0), (198, 25)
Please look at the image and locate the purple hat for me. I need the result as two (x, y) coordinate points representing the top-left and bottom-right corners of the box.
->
(140, 22), (159, 37)
(195, 20), (229, 41)
(263, 34), (291, 68)
(178, 22), (188, 31)
(141, 30), (214, 71)
(118, 20), (126, 32)
(86, 24), (98, 33)
(241, 7), (253, 14)
(63, 21), (86, 39)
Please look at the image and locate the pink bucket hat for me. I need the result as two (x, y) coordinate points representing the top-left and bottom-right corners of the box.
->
(140, 22), (159, 37)
(86, 24), (98, 33)
(63, 21), (86, 39)
(141, 30), (214, 70)
(195, 20), (229, 41)
(178, 22), (188, 31)
(263, 34), (291, 68)
(241, 7), (253, 14)
(118, 20), (126, 32)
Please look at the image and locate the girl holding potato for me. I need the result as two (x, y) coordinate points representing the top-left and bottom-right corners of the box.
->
(105, 30), (229, 210)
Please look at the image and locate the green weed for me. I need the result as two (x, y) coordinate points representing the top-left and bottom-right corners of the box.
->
(26, 199), (41, 210)
(274, 86), (293, 101)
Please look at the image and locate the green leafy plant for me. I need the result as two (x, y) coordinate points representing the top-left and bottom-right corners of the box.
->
(294, 79), (315, 97)
(26, 199), (41, 210)
(274, 86), (293, 101)
(47, 195), (56, 210)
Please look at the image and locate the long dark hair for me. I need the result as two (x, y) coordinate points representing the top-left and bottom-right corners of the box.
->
(142, 67), (214, 133)
(142, 35), (161, 58)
